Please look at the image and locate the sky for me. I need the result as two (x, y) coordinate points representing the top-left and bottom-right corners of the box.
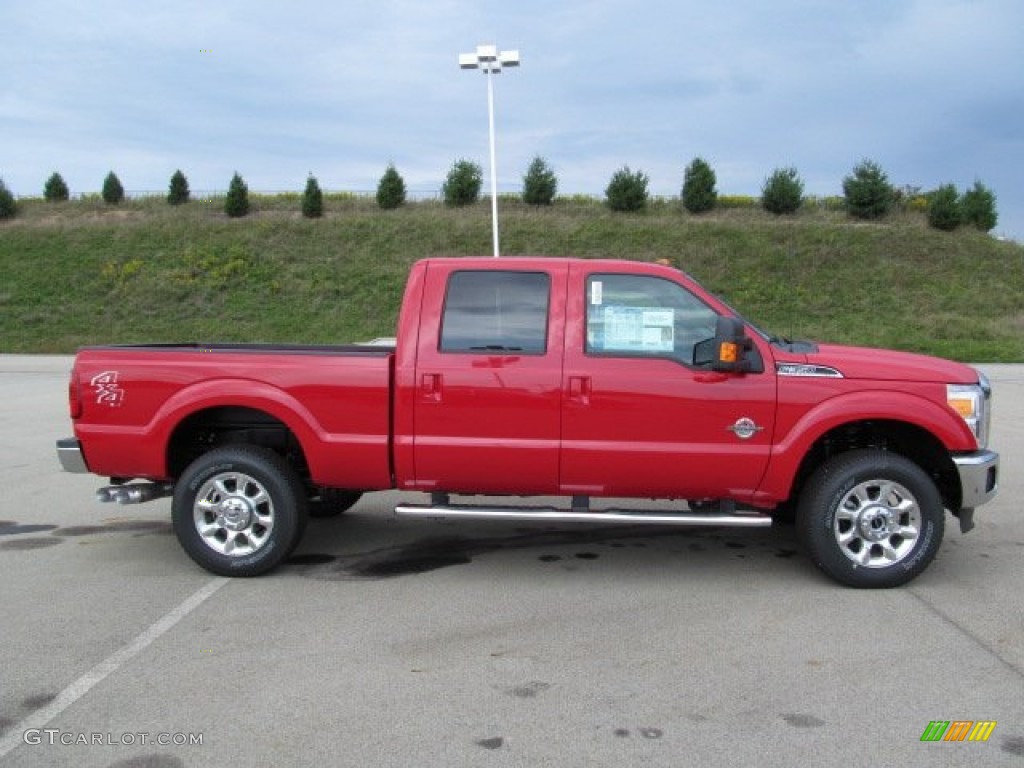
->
(2, 0), (1022, 240)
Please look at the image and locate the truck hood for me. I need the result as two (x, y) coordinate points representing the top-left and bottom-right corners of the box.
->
(776, 342), (980, 384)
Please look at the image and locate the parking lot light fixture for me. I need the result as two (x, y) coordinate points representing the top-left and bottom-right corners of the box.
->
(459, 43), (520, 257)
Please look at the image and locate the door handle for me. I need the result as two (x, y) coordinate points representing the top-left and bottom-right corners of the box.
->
(568, 375), (591, 404)
(421, 373), (442, 402)
(695, 371), (730, 384)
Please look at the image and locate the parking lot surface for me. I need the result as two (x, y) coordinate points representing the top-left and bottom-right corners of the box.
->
(0, 356), (1021, 767)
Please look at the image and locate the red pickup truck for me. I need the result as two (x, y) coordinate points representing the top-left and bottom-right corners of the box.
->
(57, 256), (999, 587)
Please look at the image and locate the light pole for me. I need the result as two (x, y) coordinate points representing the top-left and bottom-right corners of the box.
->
(459, 44), (519, 257)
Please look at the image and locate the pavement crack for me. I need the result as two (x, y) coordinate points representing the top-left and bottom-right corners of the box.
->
(908, 589), (1024, 680)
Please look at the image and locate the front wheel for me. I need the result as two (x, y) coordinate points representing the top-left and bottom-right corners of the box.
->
(172, 445), (308, 577)
(797, 450), (944, 588)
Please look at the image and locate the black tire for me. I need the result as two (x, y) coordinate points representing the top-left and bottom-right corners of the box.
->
(308, 489), (363, 518)
(796, 449), (944, 588)
(172, 445), (308, 577)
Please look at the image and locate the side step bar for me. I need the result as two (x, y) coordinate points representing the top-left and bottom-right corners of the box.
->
(395, 503), (772, 528)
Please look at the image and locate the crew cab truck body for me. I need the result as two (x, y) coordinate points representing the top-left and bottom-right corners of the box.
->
(57, 257), (999, 587)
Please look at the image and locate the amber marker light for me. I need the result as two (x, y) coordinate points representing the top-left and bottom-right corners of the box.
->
(719, 342), (739, 364)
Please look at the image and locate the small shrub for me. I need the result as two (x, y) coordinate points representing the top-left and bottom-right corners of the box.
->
(376, 164), (407, 210)
(167, 170), (190, 205)
(717, 195), (758, 209)
(907, 195), (929, 214)
(0, 178), (16, 219)
(225, 172), (249, 218)
(101, 257), (145, 289)
(961, 180), (997, 232)
(302, 174), (323, 218)
(891, 185), (922, 212)
(761, 167), (804, 215)
(522, 156), (557, 206)
(927, 184), (961, 231)
(174, 243), (250, 289)
(806, 196), (847, 211)
(605, 166), (649, 212)
(442, 159), (482, 207)
(44, 172), (70, 202)
(681, 157), (717, 213)
(842, 159), (892, 220)
(560, 193), (601, 207)
(102, 172), (125, 204)
(324, 191), (360, 208)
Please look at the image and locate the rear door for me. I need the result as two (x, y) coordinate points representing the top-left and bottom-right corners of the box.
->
(410, 261), (567, 494)
(560, 264), (777, 499)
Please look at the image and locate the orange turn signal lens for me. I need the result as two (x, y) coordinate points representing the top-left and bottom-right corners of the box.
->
(719, 342), (739, 364)
(948, 398), (975, 418)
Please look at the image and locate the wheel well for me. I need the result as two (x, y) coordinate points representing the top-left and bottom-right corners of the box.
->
(790, 420), (960, 511)
(167, 406), (310, 482)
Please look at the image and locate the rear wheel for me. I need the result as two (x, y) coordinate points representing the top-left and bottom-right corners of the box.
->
(797, 450), (944, 588)
(172, 445), (308, 577)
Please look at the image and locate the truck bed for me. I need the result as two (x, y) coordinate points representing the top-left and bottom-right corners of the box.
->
(85, 341), (396, 356)
(69, 342), (396, 489)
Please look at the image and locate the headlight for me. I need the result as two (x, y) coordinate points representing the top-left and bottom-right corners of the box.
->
(947, 371), (991, 449)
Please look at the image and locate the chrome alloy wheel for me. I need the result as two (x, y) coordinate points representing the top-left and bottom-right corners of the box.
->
(193, 471), (276, 557)
(833, 479), (921, 568)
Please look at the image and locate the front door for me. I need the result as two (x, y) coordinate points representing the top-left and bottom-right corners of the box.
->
(560, 265), (776, 500)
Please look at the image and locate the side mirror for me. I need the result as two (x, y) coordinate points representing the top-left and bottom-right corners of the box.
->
(694, 316), (761, 373)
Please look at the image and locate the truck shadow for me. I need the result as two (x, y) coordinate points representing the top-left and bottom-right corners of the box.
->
(284, 514), (811, 583)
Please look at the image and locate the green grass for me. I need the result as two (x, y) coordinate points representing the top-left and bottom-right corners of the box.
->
(1, 194), (1022, 361)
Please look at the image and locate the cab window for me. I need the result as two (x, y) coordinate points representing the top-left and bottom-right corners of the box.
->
(440, 271), (550, 354)
(585, 274), (718, 364)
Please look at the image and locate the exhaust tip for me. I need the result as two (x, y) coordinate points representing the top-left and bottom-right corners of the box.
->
(95, 482), (174, 505)
(95, 487), (118, 503)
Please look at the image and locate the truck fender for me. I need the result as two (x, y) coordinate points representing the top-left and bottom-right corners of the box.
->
(148, 378), (325, 476)
(755, 389), (973, 504)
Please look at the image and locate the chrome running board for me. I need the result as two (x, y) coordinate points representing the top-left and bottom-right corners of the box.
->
(394, 503), (771, 528)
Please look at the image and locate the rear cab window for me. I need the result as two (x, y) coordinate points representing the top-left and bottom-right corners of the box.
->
(439, 270), (551, 354)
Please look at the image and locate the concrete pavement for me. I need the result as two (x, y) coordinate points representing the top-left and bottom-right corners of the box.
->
(0, 356), (1021, 766)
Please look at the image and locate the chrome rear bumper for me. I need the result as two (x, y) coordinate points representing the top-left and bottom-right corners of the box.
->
(56, 438), (89, 474)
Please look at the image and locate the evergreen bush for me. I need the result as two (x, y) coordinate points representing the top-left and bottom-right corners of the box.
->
(961, 180), (997, 232)
(761, 167), (804, 215)
(927, 184), (962, 231)
(44, 172), (70, 202)
(605, 166), (649, 212)
(102, 172), (125, 204)
(167, 170), (190, 205)
(225, 172), (250, 218)
(681, 157), (717, 213)
(442, 160), (482, 207)
(842, 159), (892, 219)
(522, 156), (557, 206)
(302, 174), (323, 218)
(376, 164), (407, 210)
(0, 178), (16, 219)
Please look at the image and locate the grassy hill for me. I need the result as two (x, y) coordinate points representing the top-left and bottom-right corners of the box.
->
(1, 194), (1022, 361)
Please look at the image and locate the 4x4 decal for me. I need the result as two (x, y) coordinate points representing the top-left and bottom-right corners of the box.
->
(90, 371), (125, 407)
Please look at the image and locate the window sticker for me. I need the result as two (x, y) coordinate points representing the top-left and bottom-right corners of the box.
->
(601, 306), (674, 352)
(590, 280), (603, 306)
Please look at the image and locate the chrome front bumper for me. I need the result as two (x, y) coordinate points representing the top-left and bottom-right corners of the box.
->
(57, 438), (89, 474)
(953, 449), (999, 509)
